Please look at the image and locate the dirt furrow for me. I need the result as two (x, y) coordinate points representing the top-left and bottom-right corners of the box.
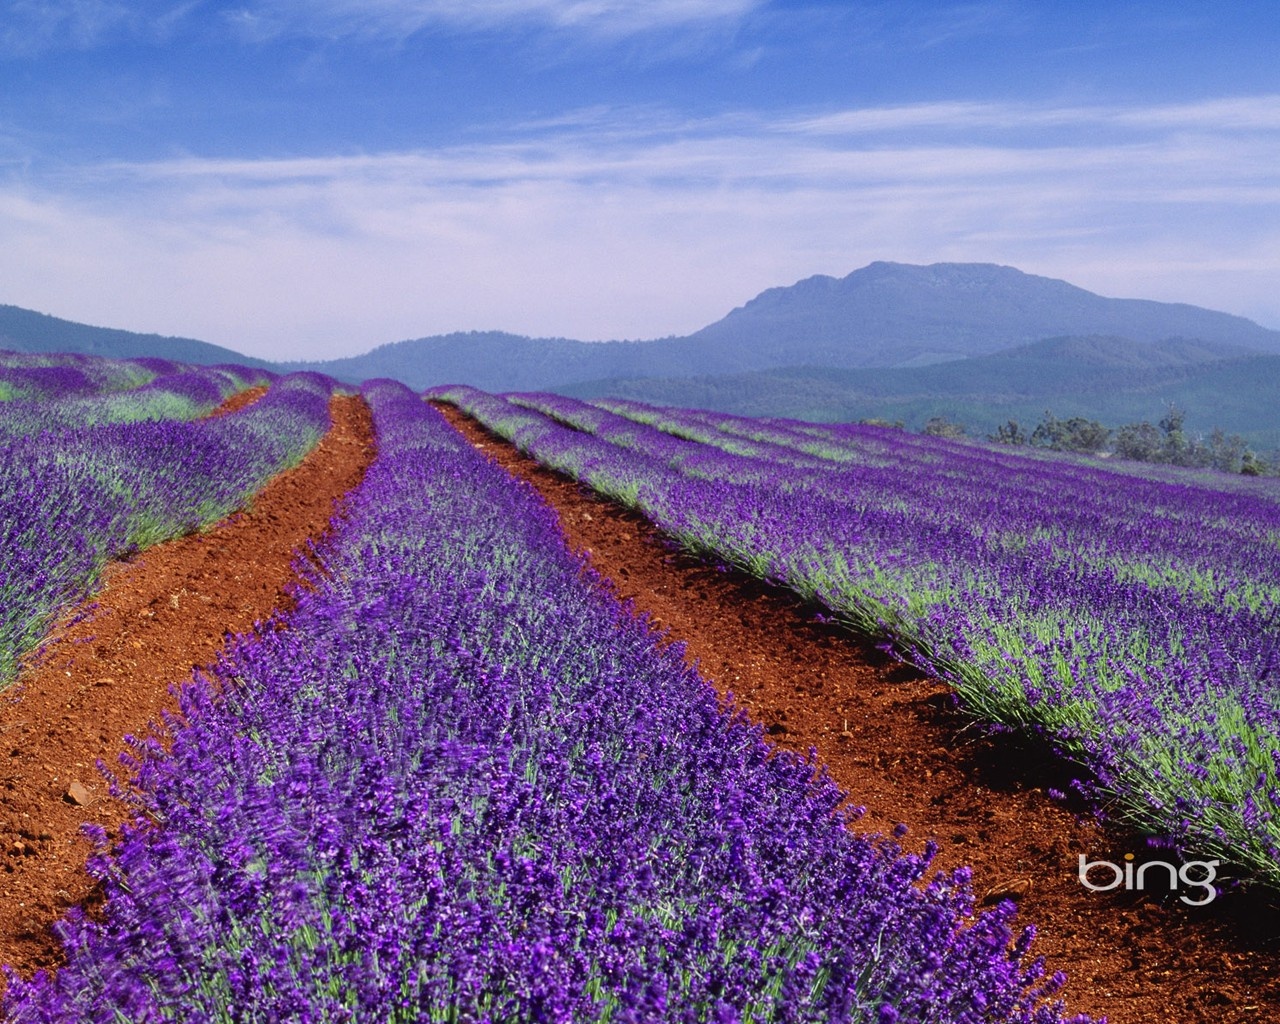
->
(0, 393), (375, 976)
(205, 384), (268, 417)
(439, 402), (1280, 1024)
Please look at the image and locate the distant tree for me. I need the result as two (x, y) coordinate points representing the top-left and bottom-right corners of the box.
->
(1113, 420), (1164, 462)
(989, 419), (1028, 445)
(1030, 411), (1063, 449)
(1060, 416), (1110, 453)
(1203, 427), (1249, 473)
(1030, 410), (1110, 453)
(1109, 411), (1265, 475)
(1158, 403), (1190, 464)
(923, 415), (966, 439)
(860, 418), (905, 429)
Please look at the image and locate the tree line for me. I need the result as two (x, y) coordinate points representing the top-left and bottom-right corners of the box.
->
(920, 405), (1272, 476)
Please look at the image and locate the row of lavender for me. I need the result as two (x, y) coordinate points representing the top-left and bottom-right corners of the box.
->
(0, 357), (333, 686)
(5, 379), (1091, 1023)
(0, 351), (271, 434)
(430, 385), (1280, 892)
(0, 352), (155, 404)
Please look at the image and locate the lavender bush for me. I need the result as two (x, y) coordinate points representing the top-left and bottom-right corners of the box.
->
(4, 379), (1091, 1023)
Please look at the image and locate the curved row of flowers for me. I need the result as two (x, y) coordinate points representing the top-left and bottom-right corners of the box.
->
(0, 352), (271, 435)
(4, 380), (1089, 1023)
(0, 367), (332, 687)
(429, 385), (1280, 894)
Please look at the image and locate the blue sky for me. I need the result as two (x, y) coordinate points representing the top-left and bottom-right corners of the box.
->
(1, 1), (1279, 360)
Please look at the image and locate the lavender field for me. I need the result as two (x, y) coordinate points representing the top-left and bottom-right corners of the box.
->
(0, 362), (1093, 1023)
(18, 350), (1280, 1019)
(430, 385), (1280, 897)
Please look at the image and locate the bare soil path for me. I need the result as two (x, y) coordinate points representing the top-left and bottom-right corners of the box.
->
(439, 402), (1280, 1024)
(0, 392), (375, 976)
(206, 384), (268, 417)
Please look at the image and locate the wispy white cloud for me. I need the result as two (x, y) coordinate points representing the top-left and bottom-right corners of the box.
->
(784, 95), (1280, 136)
(0, 0), (133, 54)
(3, 96), (1279, 359)
(0, 0), (207, 54)
(1109, 96), (1280, 132)
(899, 0), (1029, 51)
(225, 0), (762, 42)
(0, 0), (759, 53)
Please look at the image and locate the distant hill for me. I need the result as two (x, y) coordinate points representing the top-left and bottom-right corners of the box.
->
(681, 261), (1280, 369)
(0, 305), (274, 369)
(985, 334), (1256, 369)
(283, 331), (661, 393)
(287, 262), (1280, 389)
(563, 336), (1280, 449)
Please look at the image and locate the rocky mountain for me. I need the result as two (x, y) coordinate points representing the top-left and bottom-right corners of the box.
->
(682, 261), (1280, 369)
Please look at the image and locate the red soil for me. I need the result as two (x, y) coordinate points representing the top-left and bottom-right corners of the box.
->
(205, 384), (268, 417)
(438, 402), (1280, 1024)
(0, 393), (374, 977)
